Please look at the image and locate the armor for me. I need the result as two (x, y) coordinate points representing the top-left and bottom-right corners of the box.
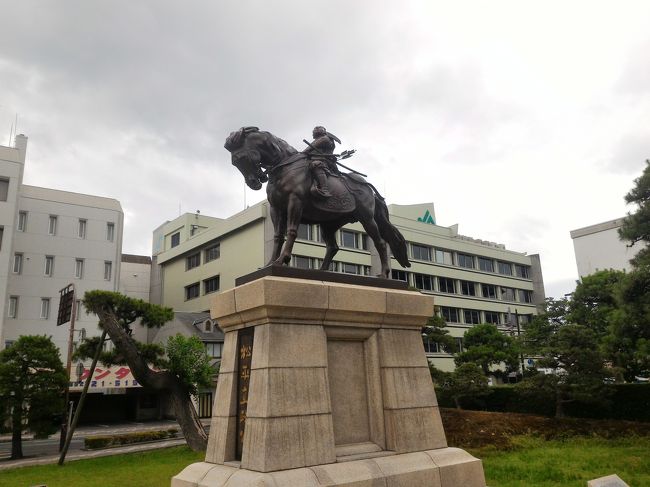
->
(304, 126), (339, 198)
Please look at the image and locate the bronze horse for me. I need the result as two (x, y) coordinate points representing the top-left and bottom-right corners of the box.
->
(225, 127), (410, 277)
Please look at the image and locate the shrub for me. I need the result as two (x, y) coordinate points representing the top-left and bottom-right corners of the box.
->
(85, 428), (179, 449)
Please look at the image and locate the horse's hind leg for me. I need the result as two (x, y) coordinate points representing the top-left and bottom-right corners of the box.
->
(319, 222), (341, 270)
(359, 214), (390, 278)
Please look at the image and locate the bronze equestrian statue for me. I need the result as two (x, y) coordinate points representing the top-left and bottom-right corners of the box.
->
(225, 126), (410, 278)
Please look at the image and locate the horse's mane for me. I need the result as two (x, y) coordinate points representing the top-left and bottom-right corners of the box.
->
(225, 127), (298, 165)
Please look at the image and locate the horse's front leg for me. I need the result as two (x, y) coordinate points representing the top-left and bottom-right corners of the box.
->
(275, 195), (302, 266)
(267, 205), (286, 266)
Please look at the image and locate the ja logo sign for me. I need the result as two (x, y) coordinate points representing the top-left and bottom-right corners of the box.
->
(417, 209), (435, 225)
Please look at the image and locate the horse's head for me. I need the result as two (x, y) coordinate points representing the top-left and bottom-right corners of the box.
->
(225, 127), (298, 190)
(225, 127), (266, 190)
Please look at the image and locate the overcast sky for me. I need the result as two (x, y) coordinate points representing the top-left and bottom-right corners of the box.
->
(1, 1), (649, 298)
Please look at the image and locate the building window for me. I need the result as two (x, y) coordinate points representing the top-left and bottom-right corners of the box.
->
(104, 261), (112, 280)
(78, 219), (87, 239)
(45, 256), (54, 277)
(12, 253), (22, 274)
(75, 259), (84, 279)
(40, 298), (50, 319)
(392, 269), (408, 282)
(0, 178), (9, 201)
(457, 253), (474, 269)
(440, 306), (459, 323)
(171, 232), (180, 248)
(464, 309), (481, 324)
(518, 289), (533, 303)
(205, 342), (223, 358)
(186, 253), (200, 270)
(484, 311), (500, 324)
(423, 337), (439, 353)
(0, 226), (3, 250)
(412, 243), (432, 261)
(205, 244), (220, 262)
(297, 224), (312, 241)
(498, 261), (513, 276)
(438, 277), (455, 293)
(18, 211), (27, 232)
(341, 262), (360, 274)
(500, 286), (515, 301)
(481, 284), (497, 299)
(8, 296), (18, 318)
(76, 299), (83, 319)
(478, 257), (494, 272)
(515, 264), (530, 279)
(519, 314), (533, 325)
(460, 280), (476, 296)
(48, 215), (57, 235)
(455, 337), (465, 353)
(340, 230), (367, 250)
(204, 275), (220, 294)
(185, 283), (200, 300)
(106, 222), (115, 241)
(292, 255), (312, 269)
(414, 273), (434, 291)
(435, 249), (453, 265)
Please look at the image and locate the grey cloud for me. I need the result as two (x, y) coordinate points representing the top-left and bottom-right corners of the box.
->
(606, 133), (650, 174)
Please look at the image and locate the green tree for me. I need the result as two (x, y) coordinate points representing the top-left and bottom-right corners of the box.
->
(77, 291), (213, 451)
(443, 363), (490, 409)
(519, 324), (610, 417)
(0, 335), (67, 459)
(423, 312), (455, 353)
(619, 159), (650, 267)
(568, 270), (625, 338)
(606, 267), (650, 380)
(455, 324), (520, 376)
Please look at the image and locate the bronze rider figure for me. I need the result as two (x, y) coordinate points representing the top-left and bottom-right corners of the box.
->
(303, 125), (340, 198)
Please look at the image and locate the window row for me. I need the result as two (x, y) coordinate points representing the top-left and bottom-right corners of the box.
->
(409, 242), (531, 279)
(185, 275), (220, 300)
(16, 212), (115, 241)
(11, 254), (112, 280)
(437, 306), (534, 326)
(7, 296), (85, 320)
(296, 224), (370, 251)
(423, 336), (464, 355)
(185, 243), (221, 271)
(392, 270), (533, 303)
(290, 255), (372, 276)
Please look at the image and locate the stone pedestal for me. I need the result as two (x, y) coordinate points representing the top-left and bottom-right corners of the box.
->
(173, 275), (486, 487)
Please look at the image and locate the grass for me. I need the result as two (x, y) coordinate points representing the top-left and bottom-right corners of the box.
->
(0, 446), (203, 487)
(469, 436), (650, 487)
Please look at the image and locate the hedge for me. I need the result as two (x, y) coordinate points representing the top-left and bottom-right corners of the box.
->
(436, 384), (650, 422)
(85, 428), (178, 449)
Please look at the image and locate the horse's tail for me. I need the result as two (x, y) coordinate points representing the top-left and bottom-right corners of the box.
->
(374, 197), (411, 268)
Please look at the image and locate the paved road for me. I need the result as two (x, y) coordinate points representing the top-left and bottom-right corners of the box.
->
(0, 419), (209, 470)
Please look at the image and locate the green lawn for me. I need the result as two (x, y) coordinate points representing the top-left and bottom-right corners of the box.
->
(1, 438), (648, 487)
(470, 436), (650, 487)
(0, 447), (203, 487)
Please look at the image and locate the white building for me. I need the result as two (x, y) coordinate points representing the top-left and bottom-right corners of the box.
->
(570, 218), (644, 277)
(0, 135), (124, 355)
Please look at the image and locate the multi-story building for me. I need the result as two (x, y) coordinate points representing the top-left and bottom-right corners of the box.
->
(0, 135), (124, 356)
(151, 201), (545, 372)
(570, 218), (643, 277)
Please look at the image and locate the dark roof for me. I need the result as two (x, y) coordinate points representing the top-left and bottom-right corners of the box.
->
(121, 254), (152, 264)
(173, 311), (224, 340)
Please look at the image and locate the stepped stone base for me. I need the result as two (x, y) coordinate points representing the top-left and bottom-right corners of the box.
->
(172, 447), (485, 487)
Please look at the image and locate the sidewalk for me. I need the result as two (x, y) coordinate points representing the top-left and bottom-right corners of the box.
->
(0, 418), (210, 470)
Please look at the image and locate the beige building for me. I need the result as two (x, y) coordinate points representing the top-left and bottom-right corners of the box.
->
(152, 201), (545, 372)
(570, 218), (643, 277)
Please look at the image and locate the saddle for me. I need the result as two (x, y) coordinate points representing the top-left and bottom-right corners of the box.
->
(309, 174), (357, 213)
